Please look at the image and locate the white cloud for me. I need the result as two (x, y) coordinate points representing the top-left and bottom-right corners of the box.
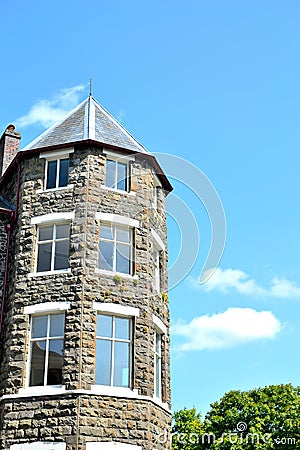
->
(16, 85), (86, 128)
(172, 307), (282, 352)
(198, 267), (300, 299)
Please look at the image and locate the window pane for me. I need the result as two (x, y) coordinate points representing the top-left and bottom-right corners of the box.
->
(99, 241), (114, 271)
(50, 314), (65, 337)
(106, 159), (116, 188)
(29, 341), (46, 386)
(37, 242), (52, 272)
(58, 158), (69, 187)
(113, 341), (130, 387)
(116, 243), (130, 274)
(39, 226), (53, 241)
(56, 224), (69, 239)
(96, 339), (112, 385)
(116, 227), (130, 244)
(32, 316), (48, 338)
(47, 339), (63, 385)
(115, 317), (130, 340)
(117, 162), (127, 191)
(54, 240), (69, 270)
(46, 160), (57, 189)
(101, 224), (113, 240)
(97, 314), (112, 338)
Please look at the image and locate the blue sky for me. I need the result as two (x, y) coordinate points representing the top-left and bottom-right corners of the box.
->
(1, 0), (300, 416)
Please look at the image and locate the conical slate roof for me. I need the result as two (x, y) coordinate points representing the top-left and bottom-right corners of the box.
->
(22, 96), (149, 153)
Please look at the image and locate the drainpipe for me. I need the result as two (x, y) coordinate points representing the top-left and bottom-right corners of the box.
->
(0, 156), (21, 334)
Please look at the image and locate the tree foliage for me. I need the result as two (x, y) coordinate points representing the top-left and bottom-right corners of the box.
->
(172, 384), (300, 449)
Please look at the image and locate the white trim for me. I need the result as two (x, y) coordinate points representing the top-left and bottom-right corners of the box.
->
(100, 185), (136, 196)
(28, 268), (71, 278)
(86, 443), (141, 450)
(1, 388), (171, 414)
(93, 302), (139, 317)
(103, 150), (135, 163)
(152, 314), (167, 335)
(151, 230), (165, 251)
(95, 269), (138, 280)
(96, 213), (139, 228)
(39, 148), (74, 159)
(36, 184), (74, 194)
(11, 443), (66, 450)
(17, 386), (66, 397)
(31, 212), (75, 225)
(24, 302), (70, 315)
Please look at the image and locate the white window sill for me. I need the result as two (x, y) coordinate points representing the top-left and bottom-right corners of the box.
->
(90, 385), (138, 397)
(95, 268), (138, 280)
(100, 185), (136, 196)
(18, 385), (66, 397)
(28, 268), (71, 278)
(36, 184), (74, 194)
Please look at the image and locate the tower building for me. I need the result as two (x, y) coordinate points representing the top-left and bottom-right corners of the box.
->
(0, 96), (172, 450)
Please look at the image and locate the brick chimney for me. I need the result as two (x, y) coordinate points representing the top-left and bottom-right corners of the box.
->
(0, 124), (21, 176)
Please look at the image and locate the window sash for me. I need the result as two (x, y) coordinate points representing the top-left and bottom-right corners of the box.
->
(36, 224), (70, 273)
(45, 158), (69, 190)
(29, 314), (65, 387)
(96, 314), (132, 388)
(99, 224), (133, 275)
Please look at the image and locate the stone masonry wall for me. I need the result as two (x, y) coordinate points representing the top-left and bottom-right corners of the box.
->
(0, 144), (171, 449)
(0, 395), (171, 450)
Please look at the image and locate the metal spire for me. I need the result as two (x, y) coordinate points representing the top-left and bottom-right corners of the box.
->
(89, 78), (93, 97)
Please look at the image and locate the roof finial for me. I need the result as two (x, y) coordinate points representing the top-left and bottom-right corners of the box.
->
(89, 78), (93, 97)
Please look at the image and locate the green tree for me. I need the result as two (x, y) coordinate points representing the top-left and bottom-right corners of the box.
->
(172, 407), (205, 449)
(172, 384), (300, 449)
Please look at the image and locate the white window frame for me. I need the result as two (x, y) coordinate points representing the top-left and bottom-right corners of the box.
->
(39, 148), (74, 192)
(152, 314), (167, 401)
(152, 174), (161, 210)
(153, 245), (160, 292)
(98, 223), (133, 275)
(30, 213), (75, 277)
(95, 313), (133, 389)
(102, 150), (134, 193)
(10, 443), (66, 450)
(151, 230), (165, 292)
(154, 329), (162, 399)
(96, 213), (139, 278)
(27, 312), (65, 388)
(35, 222), (70, 274)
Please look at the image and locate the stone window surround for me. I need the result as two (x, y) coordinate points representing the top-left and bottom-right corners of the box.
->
(10, 443), (66, 450)
(95, 213), (139, 280)
(21, 302), (70, 395)
(37, 148), (74, 193)
(101, 149), (135, 195)
(29, 212), (75, 278)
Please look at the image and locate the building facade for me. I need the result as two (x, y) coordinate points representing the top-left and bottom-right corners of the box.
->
(0, 96), (172, 450)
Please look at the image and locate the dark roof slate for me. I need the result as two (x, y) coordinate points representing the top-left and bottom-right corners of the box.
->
(22, 96), (149, 154)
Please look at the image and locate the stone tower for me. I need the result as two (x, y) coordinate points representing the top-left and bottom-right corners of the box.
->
(0, 96), (172, 450)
